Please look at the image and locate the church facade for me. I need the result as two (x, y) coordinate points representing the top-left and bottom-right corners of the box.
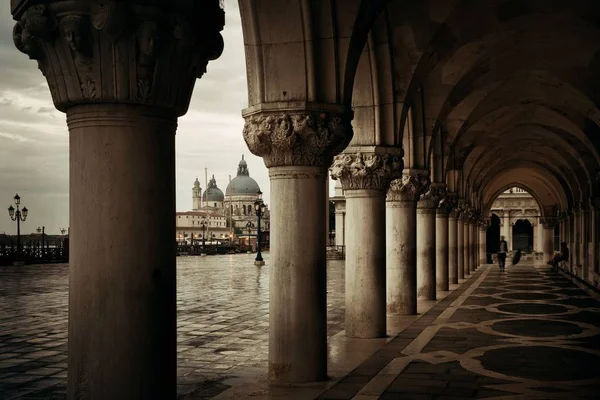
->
(177, 156), (270, 247)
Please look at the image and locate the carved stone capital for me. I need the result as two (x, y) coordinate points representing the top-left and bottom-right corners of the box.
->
(478, 217), (490, 231)
(449, 198), (464, 219)
(418, 183), (446, 210)
(386, 169), (430, 203)
(541, 217), (558, 229)
(438, 192), (457, 216)
(12, 1), (225, 115)
(242, 104), (353, 168)
(330, 149), (403, 191)
(460, 206), (475, 223)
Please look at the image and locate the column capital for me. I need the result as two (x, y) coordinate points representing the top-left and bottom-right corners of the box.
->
(386, 169), (430, 203)
(329, 147), (403, 191)
(590, 197), (600, 210)
(12, 0), (225, 115)
(540, 217), (558, 229)
(242, 103), (353, 168)
(417, 182), (446, 210)
(478, 217), (490, 231)
(438, 191), (457, 216)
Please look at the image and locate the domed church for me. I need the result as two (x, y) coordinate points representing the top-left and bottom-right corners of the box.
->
(225, 155), (262, 217)
(188, 155), (270, 245)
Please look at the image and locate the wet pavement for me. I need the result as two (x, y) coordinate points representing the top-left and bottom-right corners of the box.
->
(1, 257), (599, 399)
(0, 253), (345, 399)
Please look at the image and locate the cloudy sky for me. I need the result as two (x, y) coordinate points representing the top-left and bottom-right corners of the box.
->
(0, 1), (339, 235)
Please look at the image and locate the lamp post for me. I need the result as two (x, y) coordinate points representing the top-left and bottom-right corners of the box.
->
(254, 191), (267, 266)
(8, 194), (28, 263)
(37, 226), (45, 259)
(200, 216), (207, 255)
(246, 220), (254, 254)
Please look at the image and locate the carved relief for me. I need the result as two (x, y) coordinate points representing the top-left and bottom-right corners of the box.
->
(243, 111), (352, 168)
(136, 21), (158, 103)
(60, 15), (97, 100)
(387, 170), (430, 203)
(540, 217), (558, 228)
(12, 1), (225, 115)
(438, 192), (457, 216)
(418, 183), (446, 210)
(330, 151), (403, 191)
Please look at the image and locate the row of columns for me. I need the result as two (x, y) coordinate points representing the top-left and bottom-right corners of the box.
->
(332, 160), (487, 338)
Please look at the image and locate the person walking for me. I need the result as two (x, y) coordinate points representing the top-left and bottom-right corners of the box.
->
(547, 242), (569, 270)
(497, 235), (508, 271)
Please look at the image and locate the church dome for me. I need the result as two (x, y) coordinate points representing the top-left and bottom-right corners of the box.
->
(226, 155), (261, 196)
(202, 175), (224, 202)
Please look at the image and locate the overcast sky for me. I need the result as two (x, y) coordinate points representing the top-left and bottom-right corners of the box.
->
(0, 1), (339, 235)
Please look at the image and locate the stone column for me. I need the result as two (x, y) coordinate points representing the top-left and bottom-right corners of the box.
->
(334, 210), (346, 246)
(436, 193), (456, 291)
(574, 206), (583, 268)
(11, 2), (225, 397)
(417, 183), (445, 300)
(468, 219), (476, 272)
(591, 199), (599, 274)
(479, 221), (488, 265)
(331, 150), (402, 338)
(448, 205), (460, 284)
(541, 219), (556, 263)
(244, 105), (352, 382)
(386, 170), (429, 315)
(457, 211), (465, 280)
(462, 214), (471, 276)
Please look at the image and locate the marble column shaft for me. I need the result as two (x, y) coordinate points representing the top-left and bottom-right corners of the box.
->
(479, 227), (487, 265)
(387, 171), (428, 315)
(332, 151), (403, 338)
(10, 2), (226, 397)
(463, 221), (470, 275)
(448, 215), (459, 284)
(436, 213), (449, 291)
(416, 184), (444, 300)
(457, 218), (465, 279)
(542, 223), (555, 263)
(244, 106), (353, 382)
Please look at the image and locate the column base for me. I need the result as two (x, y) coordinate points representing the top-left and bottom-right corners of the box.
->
(254, 260), (266, 266)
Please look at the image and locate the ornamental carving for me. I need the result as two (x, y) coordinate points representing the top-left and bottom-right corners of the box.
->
(387, 170), (430, 203)
(330, 151), (403, 191)
(478, 217), (491, 231)
(12, 0), (225, 115)
(417, 183), (446, 210)
(438, 192), (457, 216)
(540, 217), (558, 228)
(243, 111), (352, 168)
(449, 199), (464, 219)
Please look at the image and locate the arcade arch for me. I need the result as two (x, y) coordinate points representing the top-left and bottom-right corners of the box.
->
(8, 0), (600, 395)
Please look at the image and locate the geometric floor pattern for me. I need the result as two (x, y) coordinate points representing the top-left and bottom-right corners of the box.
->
(319, 262), (600, 399)
(1, 258), (599, 399)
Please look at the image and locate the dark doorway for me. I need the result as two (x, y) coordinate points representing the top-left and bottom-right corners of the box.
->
(513, 219), (533, 252)
(486, 214), (501, 262)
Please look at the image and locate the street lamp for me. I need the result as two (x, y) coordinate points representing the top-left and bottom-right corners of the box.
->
(8, 194), (28, 262)
(200, 216), (207, 249)
(246, 220), (254, 253)
(37, 226), (45, 259)
(254, 191), (267, 266)
(60, 228), (67, 235)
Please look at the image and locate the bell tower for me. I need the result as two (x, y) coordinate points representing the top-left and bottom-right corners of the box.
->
(192, 177), (202, 211)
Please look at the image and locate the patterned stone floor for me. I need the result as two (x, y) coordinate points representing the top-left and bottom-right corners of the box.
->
(1, 257), (599, 399)
(317, 261), (600, 399)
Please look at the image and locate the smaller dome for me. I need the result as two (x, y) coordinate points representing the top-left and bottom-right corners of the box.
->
(239, 154), (247, 167)
(202, 175), (224, 202)
(193, 177), (200, 188)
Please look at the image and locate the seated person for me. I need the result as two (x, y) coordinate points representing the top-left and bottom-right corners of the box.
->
(548, 242), (569, 269)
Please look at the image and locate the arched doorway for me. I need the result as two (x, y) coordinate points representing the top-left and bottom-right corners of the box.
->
(486, 214), (501, 260)
(513, 219), (534, 252)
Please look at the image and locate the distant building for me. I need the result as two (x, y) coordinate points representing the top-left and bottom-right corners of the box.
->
(176, 155), (270, 248)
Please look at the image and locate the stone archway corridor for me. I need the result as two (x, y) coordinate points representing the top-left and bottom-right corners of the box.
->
(0, 256), (599, 399)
